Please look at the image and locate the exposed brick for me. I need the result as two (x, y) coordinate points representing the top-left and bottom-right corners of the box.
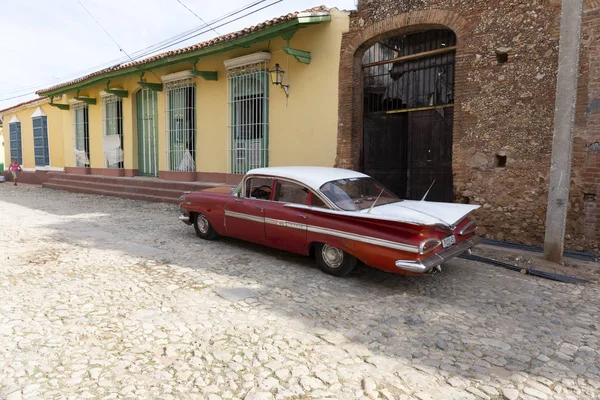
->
(337, 0), (599, 251)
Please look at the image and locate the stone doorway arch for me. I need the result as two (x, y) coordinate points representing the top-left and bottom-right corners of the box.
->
(336, 9), (473, 201)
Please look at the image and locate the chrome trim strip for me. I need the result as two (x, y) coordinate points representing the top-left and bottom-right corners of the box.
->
(223, 209), (419, 253)
(224, 210), (264, 224)
(308, 225), (419, 253)
(395, 236), (481, 273)
(265, 217), (307, 231)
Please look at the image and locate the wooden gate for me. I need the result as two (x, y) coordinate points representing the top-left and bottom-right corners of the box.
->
(362, 29), (456, 202)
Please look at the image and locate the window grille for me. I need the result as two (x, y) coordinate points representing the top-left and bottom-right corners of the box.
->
(362, 29), (457, 114)
(9, 122), (22, 165)
(137, 88), (159, 176)
(32, 116), (50, 167)
(164, 78), (196, 172)
(102, 95), (124, 168)
(227, 62), (269, 174)
(72, 102), (90, 167)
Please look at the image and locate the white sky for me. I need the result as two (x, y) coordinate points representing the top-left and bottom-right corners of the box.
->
(0, 0), (356, 111)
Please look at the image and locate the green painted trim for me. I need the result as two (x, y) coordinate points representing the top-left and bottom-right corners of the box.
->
(49, 102), (70, 111)
(75, 91), (97, 105)
(104, 81), (129, 98)
(192, 70), (218, 81)
(283, 47), (311, 64)
(138, 81), (163, 92)
(38, 15), (331, 97)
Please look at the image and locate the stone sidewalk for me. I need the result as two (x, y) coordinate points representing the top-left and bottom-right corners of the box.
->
(0, 184), (598, 400)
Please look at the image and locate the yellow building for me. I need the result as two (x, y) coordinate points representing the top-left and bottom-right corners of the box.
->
(0, 7), (349, 187)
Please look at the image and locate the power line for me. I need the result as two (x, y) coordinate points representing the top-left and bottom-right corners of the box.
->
(0, 0), (281, 101)
(76, 0), (135, 62)
(175, 0), (220, 36)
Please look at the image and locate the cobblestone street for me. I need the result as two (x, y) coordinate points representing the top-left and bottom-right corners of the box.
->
(0, 184), (599, 400)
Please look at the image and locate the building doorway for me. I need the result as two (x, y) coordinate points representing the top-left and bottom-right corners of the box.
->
(136, 88), (159, 177)
(362, 29), (456, 202)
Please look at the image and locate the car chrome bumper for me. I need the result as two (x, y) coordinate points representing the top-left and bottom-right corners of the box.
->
(179, 214), (191, 224)
(395, 236), (482, 274)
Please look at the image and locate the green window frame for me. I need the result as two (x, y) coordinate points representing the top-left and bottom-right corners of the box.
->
(165, 79), (196, 172)
(9, 122), (23, 165)
(32, 116), (50, 167)
(102, 95), (124, 168)
(227, 63), (269, 174)
(73, 103), (90, 167)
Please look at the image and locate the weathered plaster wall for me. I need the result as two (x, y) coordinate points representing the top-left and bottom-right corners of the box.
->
(338, 0), (599, 250)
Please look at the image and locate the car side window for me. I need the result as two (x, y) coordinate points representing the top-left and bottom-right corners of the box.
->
(245, 177), (273, 200)
(311, 193), (329, 208)
(274, 180), (309, 205)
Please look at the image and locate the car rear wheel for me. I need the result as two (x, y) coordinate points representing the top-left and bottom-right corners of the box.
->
(193, 213), (219, 240)
(315, 243), (357, 277)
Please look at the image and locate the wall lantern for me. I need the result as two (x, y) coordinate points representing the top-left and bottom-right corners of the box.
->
(269, 63), (289, 97)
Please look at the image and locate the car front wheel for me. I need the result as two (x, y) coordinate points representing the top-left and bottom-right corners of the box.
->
(193, 213), (219, 240)
(315, 243), (357, 277)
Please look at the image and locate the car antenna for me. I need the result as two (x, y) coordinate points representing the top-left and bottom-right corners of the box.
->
(367, 187), (386, 214)
(421, 179), (436, 201)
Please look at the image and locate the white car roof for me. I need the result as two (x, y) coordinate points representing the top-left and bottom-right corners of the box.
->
(247, 166), (369, 191)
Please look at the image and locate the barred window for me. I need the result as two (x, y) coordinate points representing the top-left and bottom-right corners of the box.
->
(72, 102), (90, 167)
(32, 116), (50, 167)
(102, 95), (124, 168)
(9, 121), (23, 165)
(227, 62), (269, 174)
(165, 78), (196, 172)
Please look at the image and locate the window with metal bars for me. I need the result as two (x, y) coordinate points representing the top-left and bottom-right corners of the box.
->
(102, 95), (124, 168)
(227, 62), (269, 174)
(165, 79), (196, 172)
(32, 116), (50, 167)
(363, 29), (457, 114)
(72, 102), (90, 167)
(9, 122), (23, 165)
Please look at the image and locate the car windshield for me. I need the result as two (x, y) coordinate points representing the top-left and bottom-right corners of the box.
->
(319, 178), (400, 211)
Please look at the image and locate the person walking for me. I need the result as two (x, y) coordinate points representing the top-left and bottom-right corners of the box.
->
(9, 159), (22, 186)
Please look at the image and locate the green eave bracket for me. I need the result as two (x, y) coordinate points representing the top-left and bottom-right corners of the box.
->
(283, 46), (311, 64)
(192, 70), (218, 81)
(36, 14), (331, 97)
(138, 73), (163, 91)
(74, 90), (96, 105)
(104, 81), (128, 98)
(49, 100), (69, 111)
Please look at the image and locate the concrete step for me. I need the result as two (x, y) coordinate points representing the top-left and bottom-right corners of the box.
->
(44, 178), (188, 199)
(43, 183), (179, 204)
(45, 172), (229, 192)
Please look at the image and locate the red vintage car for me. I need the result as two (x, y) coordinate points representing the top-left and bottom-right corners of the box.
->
(179, 167), (480, 277)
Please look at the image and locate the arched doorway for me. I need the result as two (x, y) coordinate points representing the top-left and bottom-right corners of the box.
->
(136, 88), (159, 177)
(362, 29), (456, 202)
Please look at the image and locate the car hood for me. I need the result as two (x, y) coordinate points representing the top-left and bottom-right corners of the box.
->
(360, 200), (480, 227)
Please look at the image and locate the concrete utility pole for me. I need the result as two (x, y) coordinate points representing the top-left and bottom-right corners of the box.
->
(544, 0), (585, 263)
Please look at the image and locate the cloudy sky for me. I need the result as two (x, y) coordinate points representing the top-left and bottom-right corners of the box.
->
(0, 0), (356, 111)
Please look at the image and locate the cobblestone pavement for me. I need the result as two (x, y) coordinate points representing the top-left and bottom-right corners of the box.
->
(1, 184), (599, 400)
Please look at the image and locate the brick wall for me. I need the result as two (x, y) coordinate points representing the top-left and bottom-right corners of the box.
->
(337, 0), (599, 251)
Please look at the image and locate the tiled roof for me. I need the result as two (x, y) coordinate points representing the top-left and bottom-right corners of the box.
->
(0, 96), (48, 115)
(37, 6), (330, 95)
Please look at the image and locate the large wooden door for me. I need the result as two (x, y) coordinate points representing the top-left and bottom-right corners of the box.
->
(407, 108), (454, 202)
(363, 113), (408, 197)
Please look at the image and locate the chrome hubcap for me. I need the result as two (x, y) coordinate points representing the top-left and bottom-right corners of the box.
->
(197, 215), (209, 234)
(322, 244), (344, 268)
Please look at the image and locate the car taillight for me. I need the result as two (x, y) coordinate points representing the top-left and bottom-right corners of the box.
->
(459, 220), (477, 235)
(419, 238), (442, 255)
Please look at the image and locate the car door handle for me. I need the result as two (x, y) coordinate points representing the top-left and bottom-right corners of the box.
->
(297, 214), (307, 219)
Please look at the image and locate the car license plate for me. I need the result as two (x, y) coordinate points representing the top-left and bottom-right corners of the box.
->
(442, 235), (456, 248)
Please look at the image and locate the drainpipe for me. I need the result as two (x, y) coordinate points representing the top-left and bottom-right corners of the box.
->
(543, 0), (585, 263)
